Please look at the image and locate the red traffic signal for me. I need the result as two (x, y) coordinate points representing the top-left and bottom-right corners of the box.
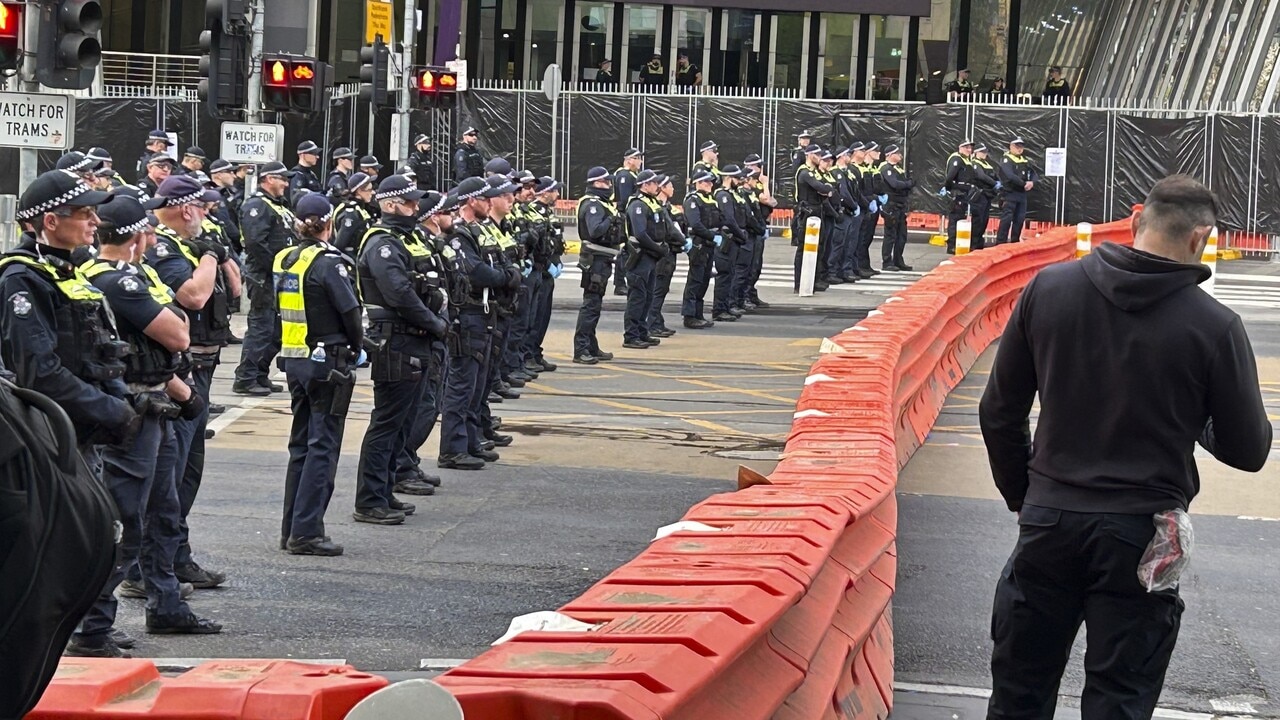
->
(0, 2), (20, 72)
(414, 67), (458, 109)
(261, 54), (327, 114)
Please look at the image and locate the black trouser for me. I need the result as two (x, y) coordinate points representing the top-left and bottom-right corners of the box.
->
(648, 252), (677, 331)
(856, 208), (879, 271)
(613, 245), (629, 292)
(283, 358), (350, 540)
(748, 232), (766, 302)
(172, 361), (214, 568)
(881, 202), (908, 266)
(989, 505), (1184, 720)
(504, 278), (534, 375)
(440, 312), (491, 456)
(396, 341), (446, 478)
(996, 192), (1028, 244)
(682, 245), (713, 319)
(355, 347), (425, 511)
(233, 278), (281, 387)
(712, 240), (739, 314)
(624, 253), (657, 343)
(731, 235), (755, 307)
(971, 197), (991, 250)
(527, 271), (555, 362)
(816, 215), (835, 279)
(573, 254), (612, 356)
(946, 195), (968, 252)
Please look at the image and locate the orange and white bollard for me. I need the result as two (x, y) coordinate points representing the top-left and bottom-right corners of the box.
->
(1075, 222), (1092, 258)
(956, 219), (972, 255)
(798, 217), (821, 297)
(1201, 227), (1218, 296)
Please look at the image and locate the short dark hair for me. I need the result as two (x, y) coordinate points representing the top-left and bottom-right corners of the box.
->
(1137, 175), (1218, 241)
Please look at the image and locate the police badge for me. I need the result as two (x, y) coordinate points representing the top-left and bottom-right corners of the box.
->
(8, 291), (32, 317)
(379, 245), (392, 258)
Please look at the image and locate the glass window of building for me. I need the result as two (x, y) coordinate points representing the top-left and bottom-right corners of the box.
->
(821, 13), (857, 99)
(527, 0), (563, 82)
(723, 10), (763, 88)
(576, 2), (612, 81)
(674, 8), (710, 87)
(773, 12), (806, 91)
(869, 15), (907, 100)
(477, 0), (499, 79)
(625, 6), (662, 85)
(953, 0), (1006, 91)
(493, 0), (520, 79)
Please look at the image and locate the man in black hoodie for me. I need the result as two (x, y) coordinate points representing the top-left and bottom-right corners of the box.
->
(979, 175), (1271, 720)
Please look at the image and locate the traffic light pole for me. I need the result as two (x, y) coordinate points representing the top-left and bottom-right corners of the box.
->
(17, 0), (40, 193)
(394, 0), (414, 162)
(245, 0), (264, 124)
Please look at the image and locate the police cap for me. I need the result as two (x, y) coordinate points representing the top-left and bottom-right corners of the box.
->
(536, 176), (560, 193)
(208, 158), (236, 174)
(347, 172), (373, 192)
(884, 144), (902, 156)
(296, 140), (321, 156)
(96, 195), (157, 239)
(359, 155), (383, 169)
(720, 164), (743, 177)
(87, 147), (112, 163)
(959, 139), (974, 148)
(691, 171), (716, 185)
(259, 161), (295, 178)
(56, 151), (96, 172)
(484, 157), (513, 177)
(744, 153), (763, 166)
(635, 169), (659, 186)
(699, 140), (718, 153)
(455, 177), (488, 200)
(803, 144), (822, 155)
(146, 130), (173, 145)
(585, 166), (611, 183)
(153, 175), (222, 207)
(483, 174), (516, 198)
(331, 147), (355, 160)
(17, 170), (111, 221)
(146, 153), (177, 167)
(623, 147), (644, 159)
(375, 174), (427, 202)
(295, 193), (334, 222)
(1010, 137), (1026, 146)
(413, 134), (430, 146)
(185, 146), (207, 160)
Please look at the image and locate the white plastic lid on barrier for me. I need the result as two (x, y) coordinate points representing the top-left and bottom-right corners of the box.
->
(343, 678), (464, 720)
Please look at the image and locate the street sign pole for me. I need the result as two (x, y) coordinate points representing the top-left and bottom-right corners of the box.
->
(394, 0), (414, 162)
(542, 64), (561, 180)
(18, 2), (41, 193)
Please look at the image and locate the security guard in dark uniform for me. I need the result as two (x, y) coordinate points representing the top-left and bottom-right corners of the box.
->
(996, 137), (1037, 244)
(945, 68), (976, 96)
(289, 140), (324, 205)
(324, 147), (355, 200)
(647, 175), (689, 337)
(943, 140), (976, 254)
(80, 195), (222, 647)
(0, 171), (139, 657)
(791, 145), (834, 292)
(333, 172), (376, 257)
(621, 169), (666, 349)
(523, 176), (564, 373)
(438, 177), (523, 468)
(145, 175), (240, 591)
(406, 135), (439, 191)
(275, 194), (364, 554)
(879, 144), (915, 271)
(712, 165), (750, 322)
(573, 166), (622, 364)
(354, 175), (441, 523)
(680, 171), (719, 329)
(969, 145), (998, 249)
(612, 148), (643, 296)
(233, 162), (297, 395)
(453, 127), (485, 183)
(1042, 65), (1072, 101)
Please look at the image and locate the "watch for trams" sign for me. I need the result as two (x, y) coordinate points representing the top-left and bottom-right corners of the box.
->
(219, 122), (285, 165)
(0, 92), (73, 150)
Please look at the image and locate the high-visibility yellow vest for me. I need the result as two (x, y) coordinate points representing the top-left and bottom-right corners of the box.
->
(81, 259), (175, 308)
(0, 254), (102, 301)
(273, 244), (327, 358)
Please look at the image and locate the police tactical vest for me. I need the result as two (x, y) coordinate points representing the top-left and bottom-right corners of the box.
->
(153, 226), (230, 346)
(576, 195), (620, 246)
(1003, 152), (1033, 184)
(81, 259), (178, 385)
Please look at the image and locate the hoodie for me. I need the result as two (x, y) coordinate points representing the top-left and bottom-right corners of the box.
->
(979, 242), (1271, 514)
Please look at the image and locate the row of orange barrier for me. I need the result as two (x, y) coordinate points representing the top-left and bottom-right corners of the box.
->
(26, 213), (1139, 720)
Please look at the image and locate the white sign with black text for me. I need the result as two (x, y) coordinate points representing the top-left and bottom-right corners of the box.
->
(1044, 147), (1067, 177)
(219, 122), (286, 165)
(0, 92), (74, 150)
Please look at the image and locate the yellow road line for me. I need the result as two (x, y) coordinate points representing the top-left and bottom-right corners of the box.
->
(602, 362), (798, 405)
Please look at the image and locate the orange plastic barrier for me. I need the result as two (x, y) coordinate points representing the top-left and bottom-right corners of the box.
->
(435, 213), (1139, 718)
(27, 659), (387, 720)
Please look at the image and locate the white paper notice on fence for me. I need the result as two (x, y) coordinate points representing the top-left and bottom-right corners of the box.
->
(1044, 147), (1067, 177)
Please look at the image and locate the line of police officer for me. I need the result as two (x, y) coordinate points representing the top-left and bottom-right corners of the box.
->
(940, 137), (1040, 252)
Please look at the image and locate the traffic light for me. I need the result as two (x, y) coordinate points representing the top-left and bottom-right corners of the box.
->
(414, 66), (458, 109)
(0, 2), (22, 72)
(261, 54), (329, 114)
(35, 0), (103, 90)
(198, 25), (247, 118)
(359, 38), (390, 107)
(204, 0), (247, 33)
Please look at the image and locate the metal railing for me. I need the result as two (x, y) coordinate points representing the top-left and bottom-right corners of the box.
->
(469, 78), (802, 99)
(99, 52), (202, 94)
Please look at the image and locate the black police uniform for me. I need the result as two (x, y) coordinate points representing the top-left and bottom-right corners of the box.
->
(356, 216), (448, 515)
(209, 195), (243, 256)
(275, 239), (362, 545)
(712, 184), (749, 319)
(996, 151), (1038, 244)
(969, 156), (998, 249)
(945, 77), (976, 95)
(406, 150), (439, 191)
(573, 187), (622, 360)
(334, 198), (376, 258)
(453, 143), (484, 183)
(623, 191), (666, 345)
(744, 175), (776, 300)
(524, 198), (563, 370)
(145, 226), (232, 575)
(324, 169), (351, 200)
(438, 216), (518, 460)
(647, 200), (686, 334)
(832, 164), (864, 280)
(501, 201), (540, 379)
(1042, 76), (1072, 101)
(680, 188), (720, 325)
(879, 160), (915, 269)
(234, 189), (296, 391)
(479, 215), (521, 404)
(791, 160), (834, 292)
(612, 167), (638, 294)
(690, 160), (720, 183)
(80, 257), (198, 632)
(944, 152), (975, 253)
(855, 156), (887, 274)
(732, 183), (766, 309)
(289, 163), (323, 206)
(0, 236), (134, 448)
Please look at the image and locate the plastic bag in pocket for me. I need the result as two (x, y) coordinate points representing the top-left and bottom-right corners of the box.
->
(1137, 509), (1193, 592)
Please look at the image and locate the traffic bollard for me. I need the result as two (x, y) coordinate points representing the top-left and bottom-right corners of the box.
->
(798, 217), (821, 297)
(956, 219), (971, 255)
(1201, 227), (1218, 296)
(1075, 222), (1092, 258)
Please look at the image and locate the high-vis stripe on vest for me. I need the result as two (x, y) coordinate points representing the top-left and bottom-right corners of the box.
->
(81, 260), (176, 308)
(273, 244), (327, 358)
(0, 255), (103, 301)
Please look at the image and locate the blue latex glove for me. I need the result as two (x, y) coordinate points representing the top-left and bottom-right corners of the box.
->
(522, 263), (533, 278)
(852, 205), (860, 217)
(878, 194), (888, 204)
(549, 263), (563, 279)
(938, 188), (950, 197)
(713, 234), (723, 248)
(868, 200), (878, 214)
(683, 238), (693, 253)
(995, 181), (1003, 190)
(356, 349), (368, 366)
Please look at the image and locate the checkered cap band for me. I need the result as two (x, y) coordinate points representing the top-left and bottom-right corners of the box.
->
(16, 173), (92, 220)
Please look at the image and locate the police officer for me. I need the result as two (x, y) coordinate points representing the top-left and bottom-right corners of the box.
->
(325, 147), (356, 200)
(178, 147), (207, 176)
(690, 141), (720, 183)
(454, 127), (484, 183)
(438, 177), (523, 468)
(233, 162), (297, 395)
(830, 147), (863, 284)
(1042, 65), (1072, 101)
(289, 141), (324, 205)
(648, 175), (689, 337)
(681, 171), (719, 330)
(612, 148), (644, 296)
(57, 151), (99, 182)
(790, 132), (813, 174)
(791, 145), (834, 293)
(945, 68), (976, 96)
(995, 137), (1037, 244)
(79, 195), (222, 646)
(741, 154), (777, 307)
(523, 176), (563, 374)
(275, 194), (364, 554)
(359, 155), (385, 182)
(138, 153), (176, 198)
(354, 175), (443, 523)
(969, 144), (998, 249)
(88, 147), (127, 188)
(844, 143), (875, 280)
(503, 171), (542, 384)
(943, 140), (976, 254)
(334, 173), (376, 257)
(621, 169), (665, 349)
(406, 135), (439, 191)
(879, 145), (915, 271)
(146, 175), (240, 590)
(573, 167), (622, 364)
(732, 162), (767, 310)
(208, 159), (244, 254)
(137, 129), (173, 181)
(712, 165), (750, 322)
(815, 149), (842, 286)
(854, 142), (885, 278)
